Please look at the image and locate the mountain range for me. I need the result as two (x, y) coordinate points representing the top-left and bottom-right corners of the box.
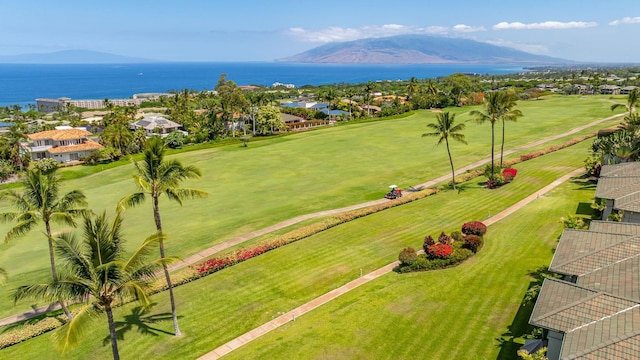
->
(0, 50), (154, 64)
(278, 35), (572, 64)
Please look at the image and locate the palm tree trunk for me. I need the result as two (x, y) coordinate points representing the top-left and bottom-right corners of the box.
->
(46, 221), (73, 320)
(491, 122), (496, 177)
(105, 304), (120, 360)
(153, 195), (182, 337)
(445, 139), (456, 190)
(500, 120), (505, 168)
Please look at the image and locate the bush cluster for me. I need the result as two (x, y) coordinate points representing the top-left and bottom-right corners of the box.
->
(502, 167), (518, 181)
(398, 244), (473, 273)
(463, 234), (483, 252)
(398, 220), (487, 273)
(437, 231), (453, 245)
(461, 221), (487, 236)
(426, 243), (453, 259)
(398, 247), (418, 266)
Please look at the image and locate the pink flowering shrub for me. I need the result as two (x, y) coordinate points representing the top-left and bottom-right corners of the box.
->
(194, 239), (287, 275)
(502, 168), (518, 181)
(462, 221), (487, 237)
(427, 243), (453, 259)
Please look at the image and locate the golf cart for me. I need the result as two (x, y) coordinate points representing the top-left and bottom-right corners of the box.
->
(384, 185), (403, 200)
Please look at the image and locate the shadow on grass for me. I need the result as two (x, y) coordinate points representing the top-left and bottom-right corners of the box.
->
(102, 305), (175, 345)
(570, 176), (597, 190)
(495, 267), (559, 360)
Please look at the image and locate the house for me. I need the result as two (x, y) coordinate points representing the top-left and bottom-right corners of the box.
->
(529, 227), (640, 359)
(621, 86), (638, 95)
(130, 114), (183, 137)
(359, 105), (381, 114)
(595, 163), (640, 222)
(527, 163), (640, 359)
(26, 127), (103, 163)
(600, 85), (621, 95)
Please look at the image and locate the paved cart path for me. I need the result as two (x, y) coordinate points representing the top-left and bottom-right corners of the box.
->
(0, 112), (619, 328)
(198, 167), (585, 359)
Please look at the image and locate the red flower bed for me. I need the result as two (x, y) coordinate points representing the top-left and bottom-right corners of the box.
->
(193, 239), (287, 275)
(427, 243), (453, 259)
(502, 167), (517, 181)
(461, 221), (487, 236)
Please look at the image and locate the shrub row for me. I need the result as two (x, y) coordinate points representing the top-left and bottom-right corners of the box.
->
(156, 187), (442, 290)
(0, 133), (593, 347)
(0, 314), (67, 349)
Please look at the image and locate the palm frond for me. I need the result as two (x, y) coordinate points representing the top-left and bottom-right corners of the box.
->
(51, 304), (101, 354)
(13, 283), (61, 304)
(5, 219), (37, 243)
(117, 192), (146, 212)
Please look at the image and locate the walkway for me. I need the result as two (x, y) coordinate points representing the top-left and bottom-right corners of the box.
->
(0, 113), (620, 327)
(199, 167), (585, 359)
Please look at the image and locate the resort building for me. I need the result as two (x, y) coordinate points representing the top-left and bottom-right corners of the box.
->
(527, 163), (640, 359)
(35, 93), (170, 112)
(595, 162), (640, 222)
(25, 127), (103, 163)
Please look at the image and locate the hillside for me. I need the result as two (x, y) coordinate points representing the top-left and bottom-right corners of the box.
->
(278, 34), (572, 64)
(0, 50), (155, 64)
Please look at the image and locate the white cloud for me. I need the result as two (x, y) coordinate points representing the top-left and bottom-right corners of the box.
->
(452, 24), (486, 33)
(609, 17), (640, 26)
(286, 24), (482, 43)
(493, 21), (597, 30)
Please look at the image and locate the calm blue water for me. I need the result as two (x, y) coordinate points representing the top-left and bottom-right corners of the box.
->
(0, 62), (526, 108)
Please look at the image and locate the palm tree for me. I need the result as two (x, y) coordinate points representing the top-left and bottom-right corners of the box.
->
(102, 123), (134, 155)
(406, 77), (419, 101)
(13, 212), (170, 360)
(117, 137), (206, 336)
(0, 168), (88, 319)
(363, 81), (376, 116)
(422, 112), (467, 190)
(3, 124), (27, 171)
(470, 91), (521, 174)
(611, 88), (640, 118)
(497, 92), (523, 167)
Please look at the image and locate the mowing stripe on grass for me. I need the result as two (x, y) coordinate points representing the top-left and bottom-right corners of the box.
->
(198, 167), (584, 360)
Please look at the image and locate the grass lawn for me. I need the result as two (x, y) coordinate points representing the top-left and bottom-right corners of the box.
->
(0, 95), (619, 319)
(0, 139), (593, 359)
(223, 177), (593, 360)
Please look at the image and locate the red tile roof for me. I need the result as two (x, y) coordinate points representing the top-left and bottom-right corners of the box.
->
(27, 129), (93, 141)
(47, 139), (103, 154)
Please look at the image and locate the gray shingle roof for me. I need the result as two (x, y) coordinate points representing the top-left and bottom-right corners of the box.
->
(562, 307), (640, 359)
(616, 192), (640, 213)
(589, 221), (640, 236)
(549, 230), (633, 275)
(577, 256), (640, 300)
(595, 177), (640, 200)
(530, 279), (640, 360)
(600, 163), (640, 178)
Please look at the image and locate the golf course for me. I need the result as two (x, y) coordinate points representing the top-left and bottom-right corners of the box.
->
(0, 95), (625, 359)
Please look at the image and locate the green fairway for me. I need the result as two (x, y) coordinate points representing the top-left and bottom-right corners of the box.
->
(0, 95), (620, 318)
(0, 139), (593, 359)
(223, 177), (592, 360)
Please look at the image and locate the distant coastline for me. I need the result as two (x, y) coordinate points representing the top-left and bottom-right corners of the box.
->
(0, 62), (529, 107)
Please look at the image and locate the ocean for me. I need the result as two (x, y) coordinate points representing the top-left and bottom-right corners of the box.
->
(0, 62), (527, 108)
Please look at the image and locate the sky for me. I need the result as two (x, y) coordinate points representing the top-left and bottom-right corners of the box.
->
(1, 0), (639, 63)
